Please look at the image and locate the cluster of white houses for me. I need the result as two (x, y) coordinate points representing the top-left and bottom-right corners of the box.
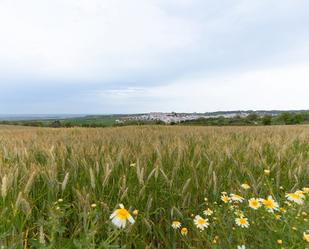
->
(122, 112), (249, 124)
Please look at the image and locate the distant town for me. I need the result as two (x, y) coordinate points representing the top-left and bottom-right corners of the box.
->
(119, 112), (248, 124)
(1, 110), (308, 127)
(118, 110), (308, 124)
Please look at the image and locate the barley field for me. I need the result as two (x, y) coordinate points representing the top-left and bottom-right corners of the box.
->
(0, 125), (308, 249)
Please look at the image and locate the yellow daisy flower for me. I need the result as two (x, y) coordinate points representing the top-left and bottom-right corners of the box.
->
(260, 196), (279, 212)
(221, 194), (230, 203)
(302, 187), (309, 194)
(248, 198), (261, 210)
(181, 227), (188, 236)
(110, 204), (135, 228)
(241, 183), (251, 190)
(264, 169), (270, 176)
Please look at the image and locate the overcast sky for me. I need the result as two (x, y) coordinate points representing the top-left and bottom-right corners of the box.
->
(0, 0), (308, 114)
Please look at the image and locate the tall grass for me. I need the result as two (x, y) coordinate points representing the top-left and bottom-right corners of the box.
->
(0, 125), (308, 248)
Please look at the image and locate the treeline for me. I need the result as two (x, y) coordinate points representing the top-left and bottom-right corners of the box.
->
(180, 112), (309, 126)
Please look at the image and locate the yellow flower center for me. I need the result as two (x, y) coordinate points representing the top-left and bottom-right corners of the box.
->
(115, 208), (130, 220)
(289, 193), (301, 200)
(250, 199), (259, 207)
(263, 199), (275, 209)
(239, 218), (247, 225)
(197, 218), (206, 225)
(222, 196), (229, 202)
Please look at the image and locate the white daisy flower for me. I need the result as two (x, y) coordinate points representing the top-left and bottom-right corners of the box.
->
(230, 194), (244, 203)
(260, 195), (279, 212)
(203, 208), (213, 216)
(194, 215), (209, 230)
(110, 204), (135, 228)
(248, 198), (261, 210)
(235, 217), (249, 228)
(171, 221), (181, 229)
(286, 192), (304, 205)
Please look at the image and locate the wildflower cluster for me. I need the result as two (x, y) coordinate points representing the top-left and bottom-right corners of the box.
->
(171, 220), (188, 236)
(170, 185), (309, 247)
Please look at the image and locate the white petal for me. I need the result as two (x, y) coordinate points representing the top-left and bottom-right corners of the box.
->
(112, 217), (121, 228)
(128, 215), (135, 224)
(110, 211), (116, 219)
(121, 219), (126, 228)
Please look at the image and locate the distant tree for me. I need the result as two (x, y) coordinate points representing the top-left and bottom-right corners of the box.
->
(294, 113), (304, 124)
(279, 112), (292, 124)
(50, 120), (62, 128)
(302, 112), (309, 121)
(33, 122), (44, 127)
(64, 122), (73, 128)
(247, 113), (258, 121)
(262, 115), (272, 125)
(217, 116), (226, 126)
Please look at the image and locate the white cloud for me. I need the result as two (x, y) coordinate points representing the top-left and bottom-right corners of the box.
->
(95, 63), (309, 112)
(0, 0), (309, 113)
(0, 0), (199, 82)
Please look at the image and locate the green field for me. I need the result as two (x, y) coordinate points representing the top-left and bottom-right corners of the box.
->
(0, 125), (308, 248)
(0, 116), (120, 128)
